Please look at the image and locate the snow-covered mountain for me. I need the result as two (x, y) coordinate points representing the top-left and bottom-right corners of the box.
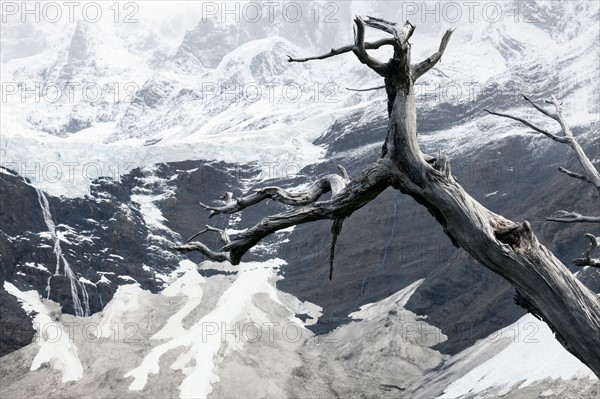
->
(1, 1), (599, 397)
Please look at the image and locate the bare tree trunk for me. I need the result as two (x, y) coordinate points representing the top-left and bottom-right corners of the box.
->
(173, 16), (600, 376)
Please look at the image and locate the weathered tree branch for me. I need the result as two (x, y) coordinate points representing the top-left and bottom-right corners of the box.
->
(411, 29), (454, 81)
(287, 38), (395, 63)
(173, 225), (233, 262)
(572, 234), (600, 268)
(558, 166), (592, 184)
(489, 94), (600, 274)
(521, 94), (558, 120)
(175, 160), (393, 265)
(483, 109), (568, 143)
(199, 166), (349, 217)
(352, 16), (390, 77)
(186, 225), (230, 245)
(363, 16), (402, 36)
(542, 211), (600, 224)
(224, 161), (391, 265)
(173, 16), (600, 377)
(486, 94), (600, 193)
(346, 85), (386, 92)
(173, 242), (231, 263)
(548, 95), (600, 194)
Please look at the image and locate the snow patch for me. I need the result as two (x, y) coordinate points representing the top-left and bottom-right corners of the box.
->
(151, 260), (205, 340)
(3, 282), (84, 382)
(22, 262), (50, 273)
(352, 279), (425, 322)
(118, 275), (138, 283)
(124, 258), (301, 399)
(97, 283), (145, 339)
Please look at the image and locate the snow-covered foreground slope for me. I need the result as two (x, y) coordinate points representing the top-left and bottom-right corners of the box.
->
(1, 258), (323, 397)
(1, 261), (597, 398)
(437, 313), (596, 397)
(409, 313), (598, 398)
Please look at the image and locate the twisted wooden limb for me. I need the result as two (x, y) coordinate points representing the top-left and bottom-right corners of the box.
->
(411, 29), (454, 81)
(200, 166), (349, 217)
(186, 225), (230, 244)
(175, 160), (393, 266)
(483, 108), (568, 143)
(363, 16), (415, 46)
(362, 16), (403, 36)
(287, 38), (395, 63)
(171, 225), (233, 262)
(573, 234), (600, 268)
(352, 16), (390, 77)
(543, 211), (600, 223)
(173, 242), (231, 263)
(222, 161), (392, 265)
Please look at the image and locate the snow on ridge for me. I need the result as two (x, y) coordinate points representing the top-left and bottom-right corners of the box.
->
(117, 275), (138, 283)
(22, 262), (50, 273)
(151, 260), (206, 340)
(350, 279), (425, 322)
(124, 258), (318, 398)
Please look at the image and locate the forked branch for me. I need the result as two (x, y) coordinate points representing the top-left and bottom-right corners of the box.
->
(488, 94), (599, 273)
(522, 94), (558, 120)
(175, 225), (233, 262)
(174, 161), (393, 265)
(186, 225), (230, 244)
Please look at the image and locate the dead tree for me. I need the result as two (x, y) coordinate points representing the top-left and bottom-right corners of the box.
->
(486, 95), (600, 267)
(173, 17), (600, 376)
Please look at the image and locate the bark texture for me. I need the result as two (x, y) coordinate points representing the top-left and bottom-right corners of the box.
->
(173, 16), (600, 376)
